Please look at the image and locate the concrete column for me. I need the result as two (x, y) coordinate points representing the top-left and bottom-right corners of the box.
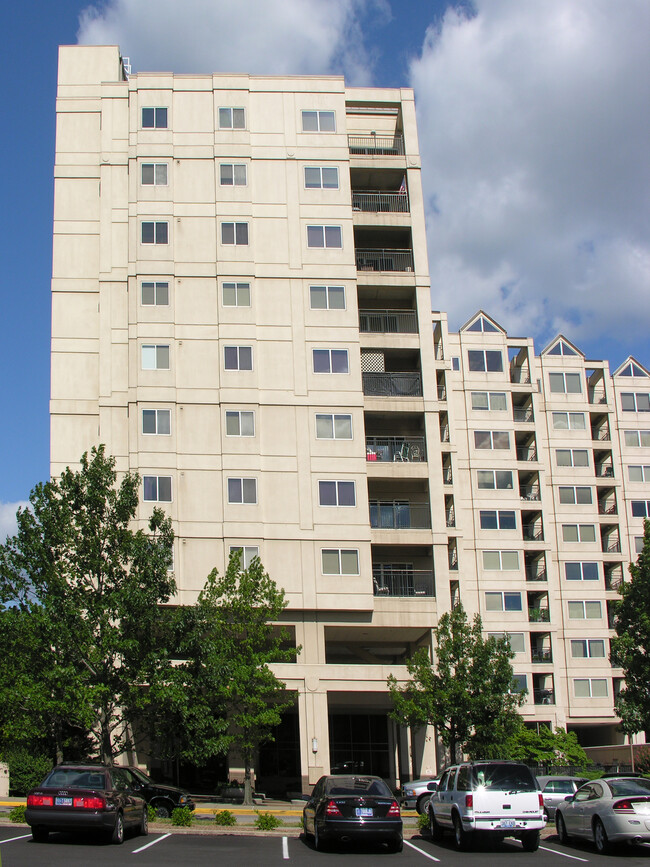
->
(299, 684), (330, 789)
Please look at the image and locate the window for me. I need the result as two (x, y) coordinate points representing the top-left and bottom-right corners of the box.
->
(474, 430), (510, 450)
(141, 281), (169, 306)
(562, 524), (596, 543)
(220, 163), (247, 186)
(549, 372), (582, 393)
(227, 477), (257, 504)
(222, 282), (251, 306)
(219, 107), (245, 129)
(307, 225), (342, 248)
(321, 548), (359, 575)
(634, 536), (644, 554)
(565, 562), (599, 581)
(571, 639), (605, 659)
(315, 413), (352, 439)
(574, 678), (608, 698)
(485, 591), (522, 612)
(304, 166), (339, 189)
(224, 346), (252, 371)
(142, 409), (171, 435)
(511, 674), (528, 693)
(471, 392), (507, 411)
(229, 545), (259, 568)
(141, 163), (168, 185)
(318, 480), (356, 506)
(225, 410), (255, 436)
(467, 315), (499, 332)
(302, 110), (336, 132)
(559, 486), (593, 505)
(141, 344), (170, 370)
(309, 285), (345, 310)
(619, 361), (648, 377)
(221, 222), (249, 245)
(629, 465), (650, 482)
(556, 448), (589, 467)
(488, 632), (526, 653)
(477, 470), (513, 489)
(624, 430), (650, 447)
(142, 107), (167, 129)
(482, 550), (520, 570)
(621, 392), (650, 412)
(480, 510), (516, 530)
(548, 339), (578, 356)
(313, 349), (349, 374)
(141, 221), (168, 244)
(552, 411), (586, 430)
(568, 600), (602, 619)
(631, 500), (650, 518)
(143, 475), (172, 502)
(468, 350), (503, 372)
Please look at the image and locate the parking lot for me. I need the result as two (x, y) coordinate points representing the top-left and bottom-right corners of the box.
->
(1, 827), (650, 866)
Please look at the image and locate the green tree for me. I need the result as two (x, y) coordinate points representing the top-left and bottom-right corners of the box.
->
(499, 722), (588, 768)
(388, 604), (523, 763)
(610, 518), (650, 736)
(0, 446), (175, 763)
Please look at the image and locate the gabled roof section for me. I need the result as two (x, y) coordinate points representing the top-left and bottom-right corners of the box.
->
(614, 356), (650, 378)
(541, 335), (584, 358)
(461, 311), (504, 335)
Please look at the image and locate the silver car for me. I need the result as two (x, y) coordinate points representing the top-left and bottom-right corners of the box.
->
(555, 776), (650, 854)
(536, 776), (587, 820)
(400, 778), (439, 814)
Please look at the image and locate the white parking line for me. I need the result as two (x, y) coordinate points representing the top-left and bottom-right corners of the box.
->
(282, 835), (289, 859)
(539, 844), (589, 862)
(0, 834), (32, 844)
(132, 832), (172, 853)
(404, 839), (441, 861)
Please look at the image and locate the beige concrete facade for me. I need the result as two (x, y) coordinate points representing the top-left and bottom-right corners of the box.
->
(52, 46), (646, 793)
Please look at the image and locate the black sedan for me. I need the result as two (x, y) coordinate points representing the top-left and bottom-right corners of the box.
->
(26, 764), (148, 844)
(303, 774), (403, 852)
(120, 765), (195, 818)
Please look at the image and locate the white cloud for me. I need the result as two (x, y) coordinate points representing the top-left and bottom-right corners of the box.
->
(77, 0), (389, 84)
(0, 501), (28, 544)
(410, 0), (650, 348)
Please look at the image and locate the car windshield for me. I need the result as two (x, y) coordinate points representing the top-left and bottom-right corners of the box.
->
(129, 768), (152, 785)
(608, 779), (650, 796)
(43, 769), (107, 790)
(471, 764), (536, 792)
(325, 777), (392, 797)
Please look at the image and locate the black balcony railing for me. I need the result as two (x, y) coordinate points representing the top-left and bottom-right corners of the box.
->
(531, 648), (553, 663)
(442, 467), (453, 485)
(528, 608), (550, 623)
(369, 501), (431, 530)
(598, 502), (618, 515)
(520, 485), (541, 501)
(534, 689), (555, 705)
(372, 568), (434, 597)
(365, 436), (426, 462)
(592, 428), (611, 442)
(517, 447), (538, 462)
(513, 407), (534, 422)
(596, 465), (614, 478)
(605, 572), (623, 591)
(362, 371), (422, 397)
(358, 309), (417, 333)
(348, 134), (405, 156)
(352, 191), (409, 213)
(445, 510), (455, 528)
(523, 525), (544, 542)
(526, 566), (547, 582)
(356, 248), (414, 272)
(603, 540), (621, 553)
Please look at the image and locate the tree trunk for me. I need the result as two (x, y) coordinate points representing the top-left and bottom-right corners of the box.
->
(100, 713), (113, 764)
(243, 755), (253, 806)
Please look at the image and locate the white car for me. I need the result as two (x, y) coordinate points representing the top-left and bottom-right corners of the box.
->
(400, 778), (439, 814)
(427, 760), (546, 851)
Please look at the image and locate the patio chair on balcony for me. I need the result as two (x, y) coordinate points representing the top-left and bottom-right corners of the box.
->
(393, 442), (410, 462)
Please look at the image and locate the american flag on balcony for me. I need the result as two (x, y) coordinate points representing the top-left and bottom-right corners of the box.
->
(399, 175), (407, 194)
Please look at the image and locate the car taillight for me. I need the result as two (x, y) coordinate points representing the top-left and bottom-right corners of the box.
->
(465, 794), (473, 809)
(613, 799), (635, 813)
(27, 795), (53, 807)
(387, 800), (401, 817)
(538, 793), (544, 809)
(325, 800), (342, 817)
(74, 796), (105, 809)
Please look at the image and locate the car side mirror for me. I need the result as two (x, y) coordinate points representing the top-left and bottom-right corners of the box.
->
(427, 782), (437, 791)
(564, 795), (574, 802)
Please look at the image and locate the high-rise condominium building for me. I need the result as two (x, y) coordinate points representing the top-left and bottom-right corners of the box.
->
(52, 45), (647, 794)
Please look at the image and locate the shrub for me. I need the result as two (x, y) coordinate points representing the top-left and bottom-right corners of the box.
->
(417, 813), (429, 833)
(171, 806), (193, 827)
(9, 804), (27, 823)
(2, 748), (52, 796)
(147, 804), (157, 824)
(214, 809), (237, 826)
(635, 746), (650, 775)
(255, 811), (282, 830)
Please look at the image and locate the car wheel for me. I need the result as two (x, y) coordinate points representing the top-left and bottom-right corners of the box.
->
(593, 818), (610, 855)
(453, 812), (471, 851)
(111, 812), (124, 845)
(140, 807), (149, 837)
(521, 830), (540, 852)
(543, 807), (550, 822)
(154, 802), (172, 819)
(416, 793), (431, 815)
(31, 826), (49, 843)
(387, 836), (403, 853)
(429, 809), (444, 842)
(556, 813), (569, 844)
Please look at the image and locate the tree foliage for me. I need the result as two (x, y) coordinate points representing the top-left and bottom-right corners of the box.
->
(388, 604), (523, 762)
(610, 519), (650, 735)
(496, 723), (588, 768)
(0, 446), (175, 762)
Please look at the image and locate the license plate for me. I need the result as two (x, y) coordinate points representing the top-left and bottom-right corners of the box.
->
(356, 807), (373, 817)
(56, 797), (73, 806)
(499, 819), (516, 829)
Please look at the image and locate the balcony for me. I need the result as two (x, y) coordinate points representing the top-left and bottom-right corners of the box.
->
(513, 406), (534, 423)
(531, 647), (553, 663)
(589, 388), (607, 405)
(595, 465), (614, 478)
(526, 565), (547, 582)
(369, 501), (431, 530)
(605, 569), (623, 591)
(358, 309), (417, 334)
(352, 190), (409, 213)
(373, 567), (434, 597)
(528, 607), (550, 623)
(520, 484), (541, 502)
(437, 385), (447, 400)
(366, 435), (426, 462)
(445, 509), (456, 528)
(510, 368), (531, 385)
(348, 134), (405, 156)
(356, 248), (414, 272)
(442, 466), (453, 485)
(517, 447), (538, 462)
(534, 689), (555, 705)
(362, 371), (422, 398)
(523, 524), (544, 542)
(598, 501), (618, 516)
(603, 540), (621, 554)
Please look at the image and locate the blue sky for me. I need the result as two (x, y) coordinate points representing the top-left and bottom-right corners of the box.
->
(1, 0), (649, 534)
